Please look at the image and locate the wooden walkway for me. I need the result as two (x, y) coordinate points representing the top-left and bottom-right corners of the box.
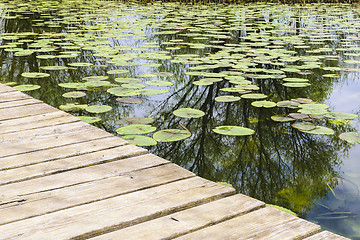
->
(0, 83), (349, 240)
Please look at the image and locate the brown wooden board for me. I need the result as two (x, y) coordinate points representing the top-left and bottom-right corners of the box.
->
(0, 144), (147, 185)
(92, 194), (265, 240)
(176, 206), (321, 240)
(0, 177), (235, 239)
(0, 163), (194, 225)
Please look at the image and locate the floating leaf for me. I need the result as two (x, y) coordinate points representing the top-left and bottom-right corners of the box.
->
(107, 69), (129, 74)
(14, 84), (40, 91)
(116, 117), (154, 125)
(298, 126), (335, 135)
(271, 115), (295, 122)
(212, 126), (255, 136)
(145, 80), (173, 87)
(59, 103), (88, 111)
(59, 83), (85, 89)
(85, 105), (112, 113)
(215, 95), (241, 102)
(324, 112), (358, 120)
(68, 62), (93, 67)
(116, 97), (143, 104)
(77, 116), (101, 123)
(82, 76), (109, 81)
(85, 81), (111, 88)
(277, 100), (300, 109)
(283, 82), (310, 87)
(140, 89), (169, 95)
(339, 132), (360, 144)
(153, 129), (191, 142)
(21, 72), (50, 78)
(251, 100), (276, 108)
(292, 122), (316, 131)
(173, 108), (205, 118)
(241, 93), (268, 99)
(40, 66), (68, 70)
(107, 87), (140, 97)
(62, 91), (86, 98)
(121, 135), (157, 146)
(116, 124), (156, 135)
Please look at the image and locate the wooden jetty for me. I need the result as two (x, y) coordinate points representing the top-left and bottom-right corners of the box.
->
(0, 83), (349, 239)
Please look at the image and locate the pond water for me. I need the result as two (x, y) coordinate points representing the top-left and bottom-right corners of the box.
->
(1, 0), (360, 238)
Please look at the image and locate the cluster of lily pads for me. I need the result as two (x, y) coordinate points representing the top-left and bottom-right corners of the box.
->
(2, 0), (360, 146)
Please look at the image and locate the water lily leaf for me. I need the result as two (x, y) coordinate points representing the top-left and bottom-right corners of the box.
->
(283, 77), (309, 82)
(292, 122), (316, 131)
(21, 72), (50, 78)
(40, 66), (68, 70)
(85, 105), (112, 113)
(215, 95), (241, 102)
(288, 113), (312, 120)
(193, 80), (214, 86)
(107, 69), (129, 74)
(121, 83), (146, 89)
(116, 97), (143, 104)
(324, 112), (358, 120)
(153, 129), (191, 142)
(145, 80), (173, 87)
(121, 135), (157, 146)
(77, 116), (101, 123)
(283, 82), (311, 87)
(173, 108), (205, 118)
(68, 62), (93, 67)
(140, 89), (169, 95)
(115, 117), (154, 125)
(251, 100), (276, 108)
(62, 91), (86, 98)
(116, 124), (156, 135)
(241, 93), (268, 99)
(277, 100), (300, 108)
(298, 126), (335, 135)
(14, 84), (41, 91)
(59, 103), (88, 111)
(115, 78), (142, 84)
(107, 87), (140, 97)
(85, 81), (111, 88)
(271, 115), (295, 122)
(142, 63), (162, 67)
(59, 83), (85, 89)
(213, 126), (255, 136)
(155, 72), (174, 77)
(339, 132), (360, 144)
(36, 55), (56, 59)
(82, 76), (109, 81)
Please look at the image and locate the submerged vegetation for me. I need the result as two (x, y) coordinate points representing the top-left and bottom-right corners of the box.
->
(1, 0), (360, 237)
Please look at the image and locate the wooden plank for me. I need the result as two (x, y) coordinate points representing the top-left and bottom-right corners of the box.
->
(176, 207), (321, 240)
(304, 231), (351, 240)
(0, 177), (235, 239)
(0, 111), (80, 134)
(0, 90), (32, 103)
(0, 144), (147, 185)
(0, 83), (17, 93)
(93, 194), (265, 240)
(0, 102), (57, 121)
(0, 154), (169, 198)
(0, 163), (194, 225)
(0, 98), (42, 109)
(2, 121), (97, 143)
(0, 136), (128, 170)
(0, 127), (114, 158)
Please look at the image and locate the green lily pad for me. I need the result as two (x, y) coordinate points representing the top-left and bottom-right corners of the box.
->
(324, 112), (358, 120)
(82, 76), (109, 81)
(116, 124), (156, 135)
(251, 100), (276, 108)
(153, 129), (191, 142)
(283, 82), (311, 87)
(107, 69), (129, 74)
(21, 72), (50, 78)
(13, 84), (41, 91)
(85, 105), (112, 113)
(40, 66), (68, 70)
(77, 116), (101, 123)
(215, 95), (241, 102)
(59, 103), (88, 111)
(115, 117), (154, 125)
(212, 126), (255, 136)
(107, 87), (140, 97)
(59, 83), (85, 89)
(173, 108), (205, 118)
(115, 78), (142, 84)
(36, 55), (56, 59)
(140, 89), (169, 95)
(277, 100), (300, 109)
(339, 132), (360, 144)
(62, 91), (86, 98)
(145, 80), (173, 87)
(85, 81), (111, 88)
(241, 93), (268, 99)
(292, 122), (316, 131)
(68, 62), (93, 67)
(141, 63), (162, 67)
(121, 83), (146, 89)
(116, 97), (143, 104)
(121, 135), (157, 146)
(193, 80), (214, 86)
(271, 115), (295, 122)
(298, 126), (335, 135)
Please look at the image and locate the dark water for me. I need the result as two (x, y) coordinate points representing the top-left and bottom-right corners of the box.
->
(0, 1), (360, 238)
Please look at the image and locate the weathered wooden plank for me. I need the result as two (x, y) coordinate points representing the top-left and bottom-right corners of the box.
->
(304, 231), (351, 240)
(0, 102), (57, 121)
(93, 194), (265, 240)
(0, 177), (235, 239)
(0, 90), (32, 103)
(176, 207), (321, 240)
(0, 144), (147, 185)
(0, 163), (194, 225)
(0, 127), (114, 158)
(0, 83), (17, 93)
(0, 98), (42, 109)
(0, 154), (168, 199)
(0, 111), (80, 134)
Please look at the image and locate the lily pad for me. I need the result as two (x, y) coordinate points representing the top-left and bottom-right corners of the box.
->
(339, 132), (360, 144)
(277, 100), (300, 109)
(115, 117), (154, 125)
(298, 126), (335, 135)
(59, 103), (88, 111)
(62, 91), (86, 98)
(145, 80), (173, 87)
(324, 112), (358, 120)
(173, 108), (205, 118)
(241, 93), (268, 99)
(68, 62), (93, 67)
(59, 83), (85, 89)
(292, 122), (316, 131)
(215, 95), (241, 102)
(271, 115), (295, 122)
(77, 116), (101, 123)
(40, 66), (68, 70)
(283, 82), (311, 87)
(107, 87), (140, 97)
(251, 100), (276, 108)
(116, 97), (143, 104)
(21, 72), (50, 78)
(82, 76), (109, 81)
(85, 105), (112, 113)
(85, 81), (111, 88)
(140, 89), (169, 95)
(153, 129), (191, 142)
(121, 135), (157, 146)
(107, 69), (129, 74)
(116, 124), (156, 135)
(13, 84), (41, 91)
(212, 126), (255, 136)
